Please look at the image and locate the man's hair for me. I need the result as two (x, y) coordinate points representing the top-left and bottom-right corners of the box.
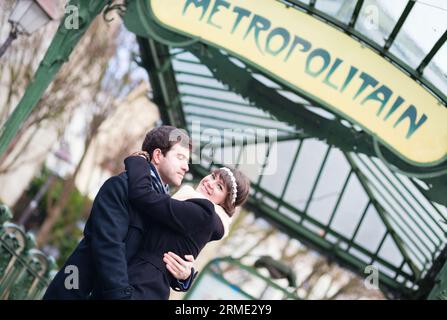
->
(142, 125), (191, 160)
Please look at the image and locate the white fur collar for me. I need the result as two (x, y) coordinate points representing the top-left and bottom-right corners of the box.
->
(171, 185), (232, 239)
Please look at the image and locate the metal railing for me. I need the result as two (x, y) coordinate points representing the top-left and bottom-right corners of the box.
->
(0, 204), (57, 300)
(184, 256), (300, 300)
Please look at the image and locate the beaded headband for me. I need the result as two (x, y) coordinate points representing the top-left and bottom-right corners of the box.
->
(220, 167), (238, 204)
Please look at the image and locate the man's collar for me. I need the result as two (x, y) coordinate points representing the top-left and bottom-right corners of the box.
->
(149, 162), (163, 183)
(149, 162), (169, 194)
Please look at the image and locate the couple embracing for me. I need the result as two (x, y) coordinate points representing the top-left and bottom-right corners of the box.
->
(43, 126), (250, 300)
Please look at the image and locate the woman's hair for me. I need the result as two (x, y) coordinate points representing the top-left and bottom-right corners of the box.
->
(213, 167), (250, 217)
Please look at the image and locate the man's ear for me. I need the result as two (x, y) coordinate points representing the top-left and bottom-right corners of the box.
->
(151, 148), (163, 165)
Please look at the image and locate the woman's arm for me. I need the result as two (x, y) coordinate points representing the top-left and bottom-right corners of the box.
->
(124, 156), (212, 234)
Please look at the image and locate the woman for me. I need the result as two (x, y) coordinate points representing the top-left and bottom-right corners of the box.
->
(124, 153), (250, 299)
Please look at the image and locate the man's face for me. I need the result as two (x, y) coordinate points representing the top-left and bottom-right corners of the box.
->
(155, 143), (190, 187)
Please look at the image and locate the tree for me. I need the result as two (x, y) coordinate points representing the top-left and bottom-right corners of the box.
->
(0, 4), (119, 176)
(35, 22), (143, 246)
(0, 1), (145, 245)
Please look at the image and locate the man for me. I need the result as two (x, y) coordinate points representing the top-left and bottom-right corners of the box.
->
(43, 126), (196, 299)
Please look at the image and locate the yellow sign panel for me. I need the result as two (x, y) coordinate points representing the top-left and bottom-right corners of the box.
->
(150, 0), (447, 166)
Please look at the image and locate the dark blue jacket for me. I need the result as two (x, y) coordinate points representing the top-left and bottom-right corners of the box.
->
(43, 168), (193, 300)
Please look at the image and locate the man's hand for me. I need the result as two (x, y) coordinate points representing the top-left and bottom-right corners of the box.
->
(163, 252), (195, 280)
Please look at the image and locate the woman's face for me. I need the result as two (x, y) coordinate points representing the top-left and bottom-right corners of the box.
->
(197, 172), (228, 205)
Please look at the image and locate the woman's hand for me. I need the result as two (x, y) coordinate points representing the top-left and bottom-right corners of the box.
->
(163, 252), (195, 281)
